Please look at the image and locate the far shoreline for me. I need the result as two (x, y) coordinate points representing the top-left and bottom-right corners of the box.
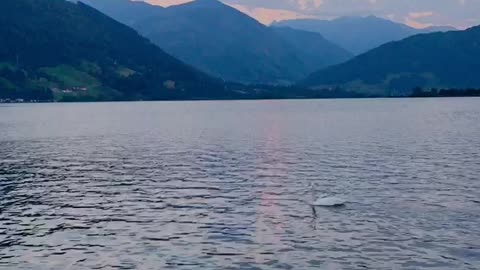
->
(2, 95), (480, 105)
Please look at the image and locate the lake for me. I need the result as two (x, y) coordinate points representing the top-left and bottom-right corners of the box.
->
(0, 98), (479, 269)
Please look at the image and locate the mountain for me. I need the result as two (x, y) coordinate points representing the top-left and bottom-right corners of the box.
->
(132, 0), (307, 84)
(271, 27), (353, 74)
(83, 0), (352, 84)
(0, 0), (230, 102)
(273, 16), (457, 55)
(301, 26), (480, 96)
(77, 0), (163, 26)
(422, 25), (458, 33)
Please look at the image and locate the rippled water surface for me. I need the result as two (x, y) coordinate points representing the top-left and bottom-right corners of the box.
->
(0, 98), (479, 269)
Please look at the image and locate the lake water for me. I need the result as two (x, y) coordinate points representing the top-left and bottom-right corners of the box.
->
(0, 98), (479, 269)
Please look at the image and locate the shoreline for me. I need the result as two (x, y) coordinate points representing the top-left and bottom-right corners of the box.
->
(2, 95), (480, 104)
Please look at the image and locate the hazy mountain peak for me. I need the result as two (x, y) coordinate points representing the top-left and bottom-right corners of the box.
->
(172, 0), (227, 9)
(77, 0), (164, 26)
(192, 0), (223, 6)
(272, 16), (458, 54)
(421, 25), (457, 32)
(163, 0), (255, 22)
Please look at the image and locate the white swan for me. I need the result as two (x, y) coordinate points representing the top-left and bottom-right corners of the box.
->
(312, 196), (346, 207)
(309, 182), (346, 207)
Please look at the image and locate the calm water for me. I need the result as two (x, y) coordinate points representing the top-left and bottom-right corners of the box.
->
(0, 98), (479, 269)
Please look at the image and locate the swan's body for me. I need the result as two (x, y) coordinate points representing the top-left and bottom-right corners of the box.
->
(308, 182), (346, 207)
(312, 196), (346, 207)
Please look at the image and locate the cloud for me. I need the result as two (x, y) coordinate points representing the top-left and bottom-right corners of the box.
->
(409, 11), (434, 19)
(229, 4), (315, 24)
(404, 17), (433, 29)
(140, 0), (191, 6)
(290, 0), (323, 10)
(404, 11), (434, 28)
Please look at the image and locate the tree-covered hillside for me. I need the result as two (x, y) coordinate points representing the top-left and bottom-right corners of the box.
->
(0, 0), (229, 101)
(302, 26), (480, 96)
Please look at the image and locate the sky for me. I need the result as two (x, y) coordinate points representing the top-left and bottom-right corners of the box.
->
(142, 0), (479, 29)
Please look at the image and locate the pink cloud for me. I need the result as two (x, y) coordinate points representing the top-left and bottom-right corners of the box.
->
(405, 11), (434, 28)
(228, 4), (315, 25)
(138, 0), (192, 7)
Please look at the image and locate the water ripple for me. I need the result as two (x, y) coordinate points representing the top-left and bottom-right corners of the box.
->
(0, 99), (480, 269)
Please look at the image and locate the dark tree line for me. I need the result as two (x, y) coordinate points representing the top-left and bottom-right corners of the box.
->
(0, 0), (227, 102)
(411, 87), (480, 97)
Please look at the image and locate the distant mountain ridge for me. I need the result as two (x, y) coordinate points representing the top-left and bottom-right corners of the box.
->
(273, 16), (457, 54)
(134, 0), (305, 83)
(302, 25), (480, 96)
(80, 0), (353, 84)
(76, 0), (164, 25)
(271, 27), (352, 75)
